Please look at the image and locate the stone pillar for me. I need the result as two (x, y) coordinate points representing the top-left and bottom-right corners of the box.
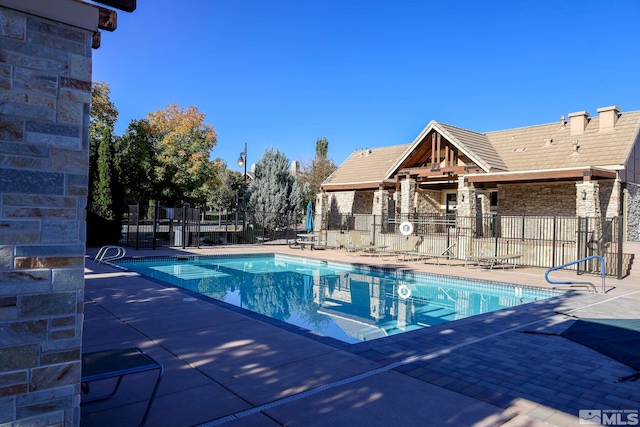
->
(372, 189), (389, 244)
(0, 3), (97, 426)
(476, 189), (492, 237)
(456, 178), (476, 260)
(315, 192), (329, 232)
(400, 178), (416, 219)
(576, 180), (602, 242)
(605, 178), (621, 218)
(576, 181), (601, 218)
(457, 178), (477, 225)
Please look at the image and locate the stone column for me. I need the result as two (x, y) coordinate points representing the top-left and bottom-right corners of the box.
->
(315, 192), (329, 232)
(576, 180), (602, 243)
(400, 178), (416, 219)
(372, 189), (389, 244)
(0, 3), (97, 426)
(457, 178), (477, 229)
(605, 178), (621, 218)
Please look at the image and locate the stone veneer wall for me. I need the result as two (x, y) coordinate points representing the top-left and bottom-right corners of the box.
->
(626, 183), (640, 241)
(327, 191), (356, 214)
(498, 182), (576, 216)
(0, 6), (93, 427)
(415, 189), (441, 214)
(353, 190), (374, 214)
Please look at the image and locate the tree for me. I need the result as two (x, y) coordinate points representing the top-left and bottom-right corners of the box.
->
(206, 161), (243, 211)
(147, 104), (217, 206)
(248, 148), (303, 231)
(87, 125), (120, 245)
(298, 137), (337, 204)
(114, 119), (157, 205)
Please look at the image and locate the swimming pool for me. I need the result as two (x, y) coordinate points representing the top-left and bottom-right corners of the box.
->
(113, 254), (562, 344)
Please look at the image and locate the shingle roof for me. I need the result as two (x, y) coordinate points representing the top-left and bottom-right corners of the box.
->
(323, 109), (640, 187)
(485, 111), (640, 171)
(437, 123), (508, 172)
(322, 144), (410, 187)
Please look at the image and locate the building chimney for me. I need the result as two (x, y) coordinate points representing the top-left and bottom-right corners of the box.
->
(597, 105), (620, 132)
(568, 111), (590, 135)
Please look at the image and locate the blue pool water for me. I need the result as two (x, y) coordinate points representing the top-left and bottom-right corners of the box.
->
(113, 254), (562, 344)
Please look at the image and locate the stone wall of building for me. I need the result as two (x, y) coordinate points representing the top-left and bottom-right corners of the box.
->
(0, 5), (94, 426)
(626, 183), (640, 241)
(415, 189), (441, 214)
(327, 191), (356, 214)
(353, 190), (374, 214)
(498, 182), (576, 216)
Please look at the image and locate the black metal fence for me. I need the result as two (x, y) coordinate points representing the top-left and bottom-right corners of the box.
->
(119, 206), (626, 277)
(120, 205), (306, 249)
(323, 212), (626, 277)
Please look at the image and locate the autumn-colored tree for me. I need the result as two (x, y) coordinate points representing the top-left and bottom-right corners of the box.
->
(148, 104), (217, 206)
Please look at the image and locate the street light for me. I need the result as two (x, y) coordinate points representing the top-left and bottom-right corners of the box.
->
(237, 142), (247, 189)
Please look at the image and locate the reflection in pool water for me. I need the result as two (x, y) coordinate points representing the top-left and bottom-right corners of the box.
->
(114, 254), (562, 344)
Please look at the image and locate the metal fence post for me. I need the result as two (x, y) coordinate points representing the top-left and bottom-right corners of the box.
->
(152, 205), (158, 250)
(617, 215), (624, 279)
(182, 206), (187, 249)
(135, 204), (140, 250)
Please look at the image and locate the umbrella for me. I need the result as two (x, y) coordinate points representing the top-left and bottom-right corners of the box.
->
(305, 201), (314, 231)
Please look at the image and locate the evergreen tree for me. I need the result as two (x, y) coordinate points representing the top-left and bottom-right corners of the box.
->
(248, 149), (303, 231)
(88, 125), (120, 245)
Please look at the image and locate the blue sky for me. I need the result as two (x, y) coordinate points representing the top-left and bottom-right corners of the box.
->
(93, 0), (640, 174)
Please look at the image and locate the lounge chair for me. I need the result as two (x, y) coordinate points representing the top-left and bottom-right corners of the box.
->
(465, 250), (522, 270)
(345, 230), (367, 254)
(334, 233), (348, 249)
(391, 235), (422, 261)
(417, 242), (457, 266)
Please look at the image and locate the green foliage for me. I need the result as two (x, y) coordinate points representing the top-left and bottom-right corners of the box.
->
(298, 137), (337, 205)
(114, 119), (157, 205)
(87, 125), (121, 245)
(148, 104), (217, 206)
(248, 148), (303, 230)
(206, 161), (244, 211)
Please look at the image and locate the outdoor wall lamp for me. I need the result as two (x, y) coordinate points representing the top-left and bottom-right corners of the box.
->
(581, 189), (587, 200)
(460, 194), (465, 202)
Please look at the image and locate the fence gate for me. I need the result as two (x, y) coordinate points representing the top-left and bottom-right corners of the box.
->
(577, 216), (625, 278)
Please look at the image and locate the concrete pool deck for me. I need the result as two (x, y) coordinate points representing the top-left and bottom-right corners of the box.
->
(81, 245), (640, 426)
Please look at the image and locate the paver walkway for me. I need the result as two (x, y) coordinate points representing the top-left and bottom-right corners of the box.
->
(81, 246), (640, 426)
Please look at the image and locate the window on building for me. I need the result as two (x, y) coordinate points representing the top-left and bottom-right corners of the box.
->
(490, 191), (498, 208)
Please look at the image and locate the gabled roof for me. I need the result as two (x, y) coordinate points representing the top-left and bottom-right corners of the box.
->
(322, 107), (640, 189)
(385, 121), (508, 179)
(322, 144), (410, 189)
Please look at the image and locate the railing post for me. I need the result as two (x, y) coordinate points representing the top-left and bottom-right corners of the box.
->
(135, 204), (140, 250)
(552, 216), (557, 268)
(617, 215), (624, 279)
(181, 206), (187, 249)
(151, 205), (158, 250)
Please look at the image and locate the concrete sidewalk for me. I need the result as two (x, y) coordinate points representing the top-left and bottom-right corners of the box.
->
(81, 246), (640, 427)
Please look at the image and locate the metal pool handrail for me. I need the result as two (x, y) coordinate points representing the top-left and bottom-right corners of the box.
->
(94, 246), (127, 264)
(544, 255), (606, 293)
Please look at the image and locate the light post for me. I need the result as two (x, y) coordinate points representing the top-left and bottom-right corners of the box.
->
(236, 143), (247, 241)
(237, 142), (247, 190)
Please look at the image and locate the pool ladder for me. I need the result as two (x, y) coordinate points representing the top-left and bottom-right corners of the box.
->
(94, 246), (126, 264)
(544, 255), (606, 293)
